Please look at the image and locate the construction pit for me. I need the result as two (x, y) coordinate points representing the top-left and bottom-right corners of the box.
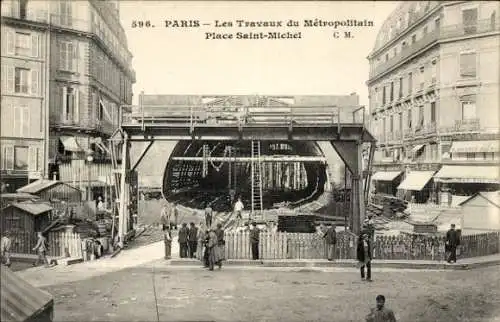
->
(160, 140), (349, 231)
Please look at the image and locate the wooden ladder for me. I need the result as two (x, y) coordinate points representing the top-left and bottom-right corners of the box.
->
(250, 140), (264, 220)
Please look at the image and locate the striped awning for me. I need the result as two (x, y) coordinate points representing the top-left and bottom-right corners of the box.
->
(450, 140), (499, 153)
(434, 166), (500, 184)
(371, 171), (402, 182)
(1, 268), (54, 322)
(60, 136), (82, 152)
(397, 171), (435, 191)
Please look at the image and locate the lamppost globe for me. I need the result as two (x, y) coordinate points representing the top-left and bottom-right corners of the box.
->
(86, 155), (94, 163)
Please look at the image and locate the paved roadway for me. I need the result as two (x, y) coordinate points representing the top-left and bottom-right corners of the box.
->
(14, 239), (500, 322)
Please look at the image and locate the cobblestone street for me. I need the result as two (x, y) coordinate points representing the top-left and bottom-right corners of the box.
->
(42, 263), (500, 322)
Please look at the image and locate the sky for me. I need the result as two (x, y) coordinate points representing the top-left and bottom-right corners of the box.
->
(119, 1), (400, 107)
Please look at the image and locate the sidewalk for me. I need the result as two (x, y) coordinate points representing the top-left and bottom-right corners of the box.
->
(170, 253), (500, 270)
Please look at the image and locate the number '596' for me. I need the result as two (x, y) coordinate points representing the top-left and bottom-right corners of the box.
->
(131, 21), (152, 28)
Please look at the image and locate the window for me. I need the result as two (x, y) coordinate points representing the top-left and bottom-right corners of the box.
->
(60, 0), (73, 26)
(390, 115), (394, 132)
(59, 41), (76, 72)
(15, 32), (30, 56)
(408, 108), (412, 129)
(13, 106), (30, 137)
(461, 101), (476, 120)
(459, 52), (476, 78)
(399, 77), (403, 98)
(418, 106), (424, 128)
(19, 0), (28, 19)
(430, 102), (436, 123)
(382, 86), (386, 105)
(462, 8), (478, 34)
(431, 59), (437, 83)
(14, 146), (28, 171)
(466, 152), (475, 160)
(419, 66), (425, 90)
(382, 117), (386, 140)
(63, 87), (79, 123)
(492, 11), (497, 30)
(412, 34), (417, 43)
(14, 68), (29, 93)
(402, 40), (407, 49)
(390, 82), (394, 101)
(408, 72), (413, 94)
(2, 146), (14, 170)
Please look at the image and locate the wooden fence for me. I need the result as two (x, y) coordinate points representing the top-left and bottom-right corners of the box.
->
(223, 231), (500, 261)
(5, 228), (83, 258)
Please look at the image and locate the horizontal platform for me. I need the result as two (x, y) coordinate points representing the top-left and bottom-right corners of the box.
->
(170, 156), (327, 163)
(121, 123), (375, 142)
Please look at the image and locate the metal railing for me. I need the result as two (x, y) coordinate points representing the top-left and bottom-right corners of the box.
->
(121, 105), (368, 130)
(370, 19), (500, 79)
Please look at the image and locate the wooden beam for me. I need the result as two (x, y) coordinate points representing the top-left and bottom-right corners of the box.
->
(131, 140), (154, 172)
(170, 156), (326, 162)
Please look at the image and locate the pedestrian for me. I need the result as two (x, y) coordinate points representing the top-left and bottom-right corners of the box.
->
(250, 221), (260, 260)
(323, 224), (337, 261)
(365, 294), (397, 322)
(203, 229), (210, 267)
(1, 231), (12, 267)
(33, 232), (50, 267)
(205, 204), (213, 228)
(163, 226), (172, 260)
(207, 229), (219, 271)
(197, 222), (206, 260)
(160, 202), (171, 231)
(445, 223), (460, 263)
(178, 223), (189, 258)
(234, 197), (244, 222)
(172, 203), (179, 230)
(357, 233), (372, 282)
(215, 223), (225, 269)
(188, 222), (198, 258)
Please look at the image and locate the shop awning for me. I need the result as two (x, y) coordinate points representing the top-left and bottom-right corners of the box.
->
(434, 165), (500, 184)
(371, 171), (402, 182)
(397, 171), (435, 191)
(411, 144), (425, 154)
(60, 136), (82, 152)
(450, 140), (500, 153)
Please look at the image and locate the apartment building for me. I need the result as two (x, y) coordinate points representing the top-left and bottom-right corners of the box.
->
(1, 0), (135, 197)
(366, 1), (499, 204)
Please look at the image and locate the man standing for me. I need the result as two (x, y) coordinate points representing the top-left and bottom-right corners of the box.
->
(33, 232), (50, 267)
(188, 222), (198, 258)
(160, 203), (171, 231)
(250, 222), (260, 260)
(234, 197), (244, 222)
(172, 203), (179, 230)
(357, 233), (372, 282)
(178, 223), (189, 258)
(163, 226), (172, 260)
(215, 223), (225, 269)
(365, 295), (397, 322)
(446, 223), (460, 263)
(1, 231), (12, 267)
(205, 204), (213, 228)
(207, 229), (219, 271)
(323, 224), (337, 261)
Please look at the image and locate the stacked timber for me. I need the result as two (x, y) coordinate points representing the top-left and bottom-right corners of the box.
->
(379, 195), (408, 218)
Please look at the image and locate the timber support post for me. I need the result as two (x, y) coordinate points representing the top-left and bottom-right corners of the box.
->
(118, 131), (131, 247)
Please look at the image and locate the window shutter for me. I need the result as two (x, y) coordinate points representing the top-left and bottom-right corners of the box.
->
(6, 30), (15, 55)
(23, 106), (30, 137)
(31, 69), (39, 95)
(73, 41), (79, 73)
(74, 88), (80, 123)
(31, 34), (39, 57)
(6, 66), (15, 93)
(4, 146), (14, 170)
(13, 106), (21, 137)
(60, 43), (67, 70)
(68, 42), (74, 71)
(62, 86), (68, 121)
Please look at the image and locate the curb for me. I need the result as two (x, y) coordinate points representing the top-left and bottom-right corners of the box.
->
(169, 259), (500, 270)
(55, 257), (84, 266)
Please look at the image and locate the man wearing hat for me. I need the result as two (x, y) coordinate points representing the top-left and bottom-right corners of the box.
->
(357, 232), (373, 282)
(250, 222), (260, 260)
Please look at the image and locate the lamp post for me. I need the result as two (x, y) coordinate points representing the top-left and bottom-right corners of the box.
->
(86, 153), (94, 202)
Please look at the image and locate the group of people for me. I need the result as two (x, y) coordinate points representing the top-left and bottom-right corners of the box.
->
(1, 231), (52, 268)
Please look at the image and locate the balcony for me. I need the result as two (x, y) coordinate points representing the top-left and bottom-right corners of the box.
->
(439, 119), (480, 134)
(369, 19), (500, 80)
(414, 122), (437, 137)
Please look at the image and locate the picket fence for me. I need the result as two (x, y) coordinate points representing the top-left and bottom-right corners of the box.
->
(222, 231), (500, 261)
(7, 229), (83, 258)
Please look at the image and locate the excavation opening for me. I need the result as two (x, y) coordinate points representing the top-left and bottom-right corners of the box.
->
(162, 141), (329, 212)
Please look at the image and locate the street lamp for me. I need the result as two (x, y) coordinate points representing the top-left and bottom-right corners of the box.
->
(86, 153), (94, 202)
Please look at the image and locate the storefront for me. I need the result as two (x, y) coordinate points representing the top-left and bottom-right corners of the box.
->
(371, 171), (403, 196)
(396, 171), (436, 203)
